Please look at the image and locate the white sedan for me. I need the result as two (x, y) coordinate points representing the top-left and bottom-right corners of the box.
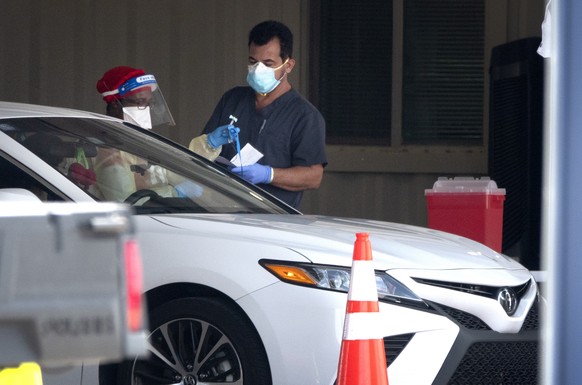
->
(0, 101), (540, 385)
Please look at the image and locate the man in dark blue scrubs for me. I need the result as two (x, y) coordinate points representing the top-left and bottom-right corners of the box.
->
(201, 20), (327, 209)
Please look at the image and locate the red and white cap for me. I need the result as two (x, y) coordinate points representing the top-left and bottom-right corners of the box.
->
(96, 66), (148, 103)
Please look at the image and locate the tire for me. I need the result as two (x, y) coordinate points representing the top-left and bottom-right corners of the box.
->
(116, 297), (272, 385)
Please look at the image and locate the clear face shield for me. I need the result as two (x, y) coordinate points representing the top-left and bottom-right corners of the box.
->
(104, 74), (175, 129)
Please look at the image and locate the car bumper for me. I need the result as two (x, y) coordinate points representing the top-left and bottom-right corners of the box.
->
(238, 281), (460, 385)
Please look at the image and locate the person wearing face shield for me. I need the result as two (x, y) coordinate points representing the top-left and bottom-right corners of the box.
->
(96, 66), (239, 160)
(94, 66), (214, 201)
(200, 20), (327, 209)
(96, 66), (175, 130)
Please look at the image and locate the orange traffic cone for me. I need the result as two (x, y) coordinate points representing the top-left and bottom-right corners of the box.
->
(337, 232), (389, 385)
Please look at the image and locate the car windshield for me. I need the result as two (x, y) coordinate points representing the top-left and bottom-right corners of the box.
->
(0, 117), (295, 215)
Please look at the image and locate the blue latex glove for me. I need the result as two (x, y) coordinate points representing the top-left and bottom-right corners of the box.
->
(207, 125), (240, 148)
(175, 180), (204, 198)
(231, 163), (272, 185)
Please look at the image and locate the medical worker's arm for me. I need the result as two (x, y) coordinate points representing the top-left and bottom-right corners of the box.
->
(231, 163), (324, 191)
(188, 125), (240, 162)
(270, 164), (324, 191)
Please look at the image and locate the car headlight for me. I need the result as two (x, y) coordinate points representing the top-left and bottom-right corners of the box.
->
(259, 259), (428, 308)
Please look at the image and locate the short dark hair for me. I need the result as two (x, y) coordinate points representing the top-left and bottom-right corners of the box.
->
(248, 20), (293, 60)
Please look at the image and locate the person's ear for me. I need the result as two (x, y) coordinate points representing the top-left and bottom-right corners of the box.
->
(285, 58), (296, 74)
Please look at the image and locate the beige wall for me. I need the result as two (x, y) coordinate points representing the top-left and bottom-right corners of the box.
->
(0, 0), (545, 227)
(0, 0), (308, 143)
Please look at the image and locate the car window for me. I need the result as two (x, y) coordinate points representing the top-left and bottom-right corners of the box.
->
(0, 155), (62, 201)
(0, 117), (294, 214)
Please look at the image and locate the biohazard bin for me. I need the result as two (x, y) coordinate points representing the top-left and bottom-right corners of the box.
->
(425, 177), (506, 252)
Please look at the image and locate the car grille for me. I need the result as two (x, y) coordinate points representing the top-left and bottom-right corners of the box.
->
(383, 297), (540, 384)
(439, 304), (491, 330)
(412, 278), (532, 302)
(447, 340), (538, 384)
(384, 333), (414, 366)
(437, 296), (540, 332)
(433, 299), (538, 384)
(520, 299), (539, 331)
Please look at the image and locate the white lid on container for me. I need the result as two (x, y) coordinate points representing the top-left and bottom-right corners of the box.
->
(425, 176), (506, 195)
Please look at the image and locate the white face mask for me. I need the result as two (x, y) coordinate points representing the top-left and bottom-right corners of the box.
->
(246, 59), (289, 95)
(123, 106), (153, 129)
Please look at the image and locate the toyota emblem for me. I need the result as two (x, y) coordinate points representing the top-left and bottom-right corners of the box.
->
(497, 287), (518, 315)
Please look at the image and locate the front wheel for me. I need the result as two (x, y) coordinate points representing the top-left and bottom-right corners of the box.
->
(116, 297), (272, 385)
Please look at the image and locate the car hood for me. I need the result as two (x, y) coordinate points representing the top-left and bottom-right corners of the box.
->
(150, 213), (525, 272)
